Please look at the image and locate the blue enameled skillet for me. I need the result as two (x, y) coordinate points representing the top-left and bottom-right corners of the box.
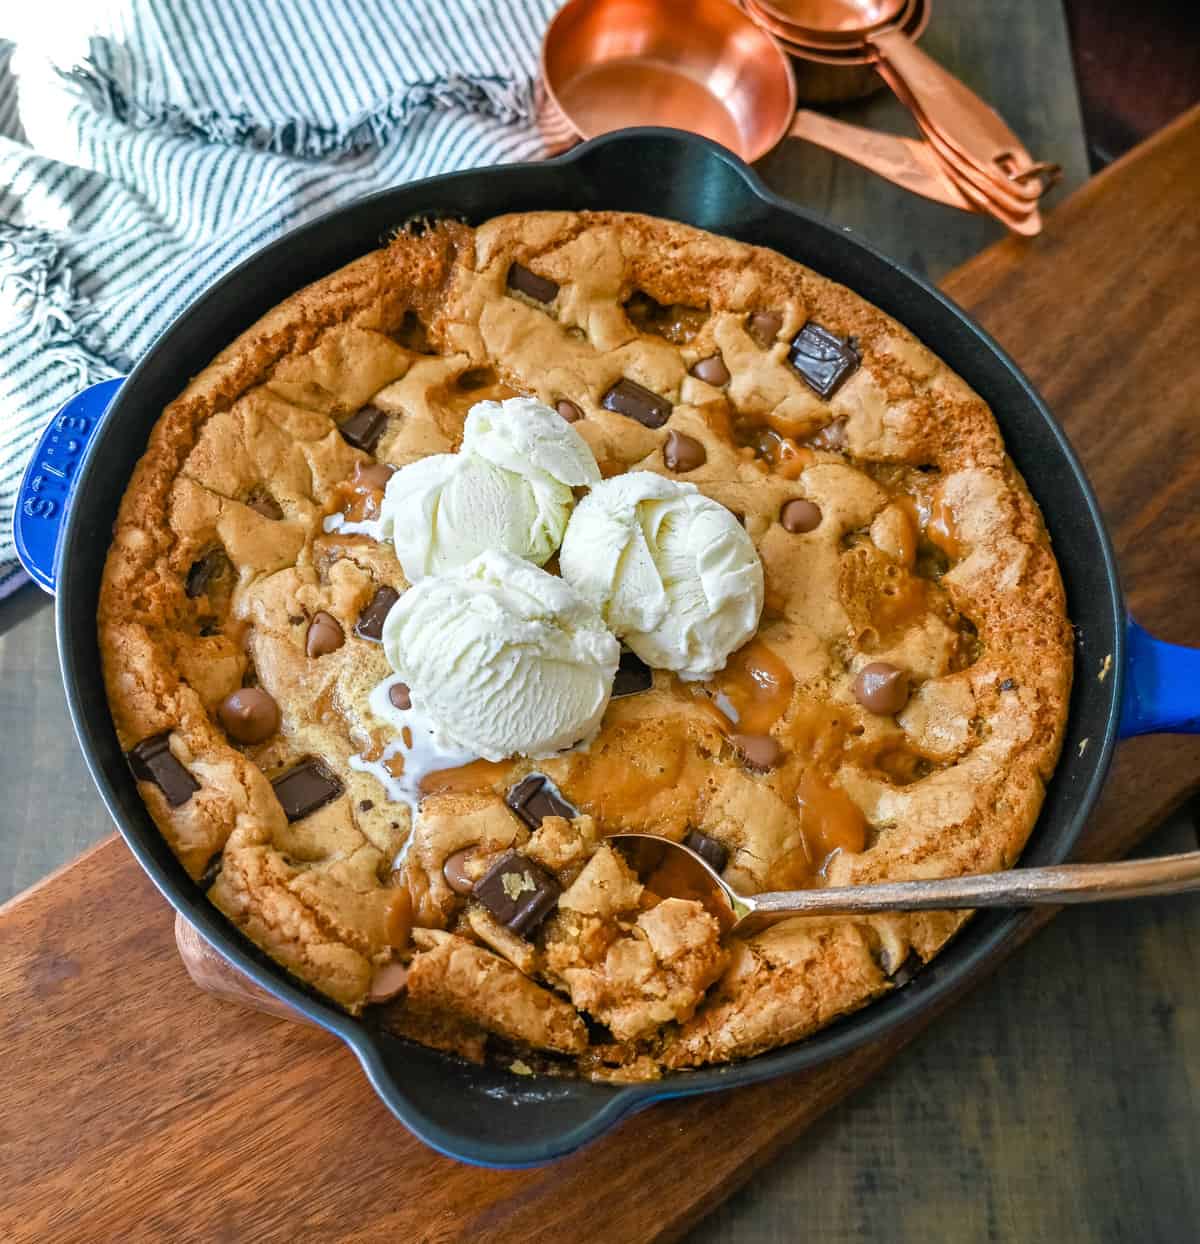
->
(14, 130), (1200, 1167)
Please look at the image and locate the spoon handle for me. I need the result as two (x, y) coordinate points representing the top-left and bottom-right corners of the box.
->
(750, 850), (1200, 917)
(787, 110), (975, 211)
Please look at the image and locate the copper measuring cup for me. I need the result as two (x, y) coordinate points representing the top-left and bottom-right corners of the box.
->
(541, 0), (975, 211)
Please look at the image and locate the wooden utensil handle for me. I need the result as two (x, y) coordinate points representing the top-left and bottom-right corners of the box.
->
(175, 913), (314, 1027)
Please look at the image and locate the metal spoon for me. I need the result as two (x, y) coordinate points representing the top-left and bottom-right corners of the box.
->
(611, 833), (1200, 934)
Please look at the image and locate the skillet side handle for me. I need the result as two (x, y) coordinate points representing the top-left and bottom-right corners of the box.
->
(12, 377), (125, 594)
(1118, 618), (1200, 738)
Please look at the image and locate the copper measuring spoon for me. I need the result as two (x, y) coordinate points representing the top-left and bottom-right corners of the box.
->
(745, 0), (1057, 202)
(872, 59), (1043, 234)
(612, 834), (1200, 933)
(542, 0), (974, 210)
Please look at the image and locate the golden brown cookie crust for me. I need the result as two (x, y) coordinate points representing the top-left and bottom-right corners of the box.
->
(99, 211), (1072, 1077)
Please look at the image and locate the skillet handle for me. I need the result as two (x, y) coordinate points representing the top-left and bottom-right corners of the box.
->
(1119, 617), (1200, 737)
(12, 377), (125, 594)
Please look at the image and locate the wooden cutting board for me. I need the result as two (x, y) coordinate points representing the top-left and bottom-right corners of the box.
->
(3, 107), (1199, 1244)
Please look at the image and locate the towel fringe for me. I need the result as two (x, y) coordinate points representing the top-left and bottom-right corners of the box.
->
(65, 53), (537, 159)
(0, 223), (121, 385)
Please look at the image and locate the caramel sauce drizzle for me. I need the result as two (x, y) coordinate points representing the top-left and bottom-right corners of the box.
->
(420, 757), (511, 796)
(924, 493), (964, 561)
(710, 639), (795, 736)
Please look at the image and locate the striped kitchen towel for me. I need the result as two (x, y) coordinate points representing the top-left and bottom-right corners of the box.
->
(0, 0), (563, 598)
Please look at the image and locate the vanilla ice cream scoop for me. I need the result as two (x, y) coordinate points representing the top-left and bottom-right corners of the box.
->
(559, 473), (764, 680)
(381, 549), (619, 761)
(379, 397), (599, 580)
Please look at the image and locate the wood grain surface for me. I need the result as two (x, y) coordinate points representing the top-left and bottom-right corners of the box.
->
(1, 104), (1198, 1244)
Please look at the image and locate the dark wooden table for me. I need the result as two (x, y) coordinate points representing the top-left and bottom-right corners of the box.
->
(2, 4), (1197, 1240)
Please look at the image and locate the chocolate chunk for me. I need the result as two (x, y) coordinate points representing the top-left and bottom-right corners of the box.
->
(613, 649), (654, 698)
(388, 681), (412, 711)
(356, 586), (399, 642)
(885, 949), (924, 986)
(788, 322), (860, 399)
(443, 847), (478, 896)
(690, 354), (730, 386)
(506, 262), (559, 304)
(684, 829), (729, 874)
(853, 662), (910, 715)
(732, 732), (784, 772)
(747, 310), (782, 347)
(199, 851), (223, 890)
(780, 498), (822, 533)
(306, 611), (344, 658)
(555, 399), (583, 423)
(353, 460), (394, 491)
(601, 378), (672, 429)
(506, 774), (577, 830)
(663, 429), (707, 473)
(127, 733), (200, 808)
(185, 550), (224, 598)
(246, 492), (283, 520)
(473, 850), (561, 937)
(272, 758), (343, 822)
(217, 687), (280, 744)
(338, 405), (388, 454)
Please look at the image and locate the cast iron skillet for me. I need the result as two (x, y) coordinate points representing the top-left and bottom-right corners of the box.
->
(15, 130), (1200, 1168)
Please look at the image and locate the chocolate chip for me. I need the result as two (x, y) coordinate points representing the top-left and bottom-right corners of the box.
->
(788, 322), (860, 399)
(506, 774), (577, 830)
(246, 492), (283, 520)
(853, 663), (910, 715)
(663, 429), (706, 473)
(127, 733), (200, 808)
(473, 850), (561, 938)
(394, 309), (433, 354)
(356, 586), (399, 642)
(747, 311), (783, 347)
(684, 829), (728, 874)
(217, 687), (280, 745)
(807, 419), (848, 451)
(306, 611), (344, 658)
(272, 758), (343, 822)
(690, 354), (730, 386)
(185, 550), (224, 598)
(781, 498), (822, 533)
(733, 733), (784, 772)
(456, 367), (496, 391)
(555, 399), (583, 423)
(353, 460), (394, 491)
(388, 681), (412, 711)
(338, 405), (387, 454)
(506, 262), (559, 304)
(359, 799), (375, 812)
(443, 847), (478, 896)
(368, 961), (409, 1003)
(601, 378), (672, 429)
(613, 649), (653, 698)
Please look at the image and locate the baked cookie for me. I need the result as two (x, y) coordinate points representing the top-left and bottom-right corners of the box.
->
(99, 211), (1072, 1078)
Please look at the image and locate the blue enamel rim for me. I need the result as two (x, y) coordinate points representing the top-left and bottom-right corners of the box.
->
(16, 128), (1197, 1167)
